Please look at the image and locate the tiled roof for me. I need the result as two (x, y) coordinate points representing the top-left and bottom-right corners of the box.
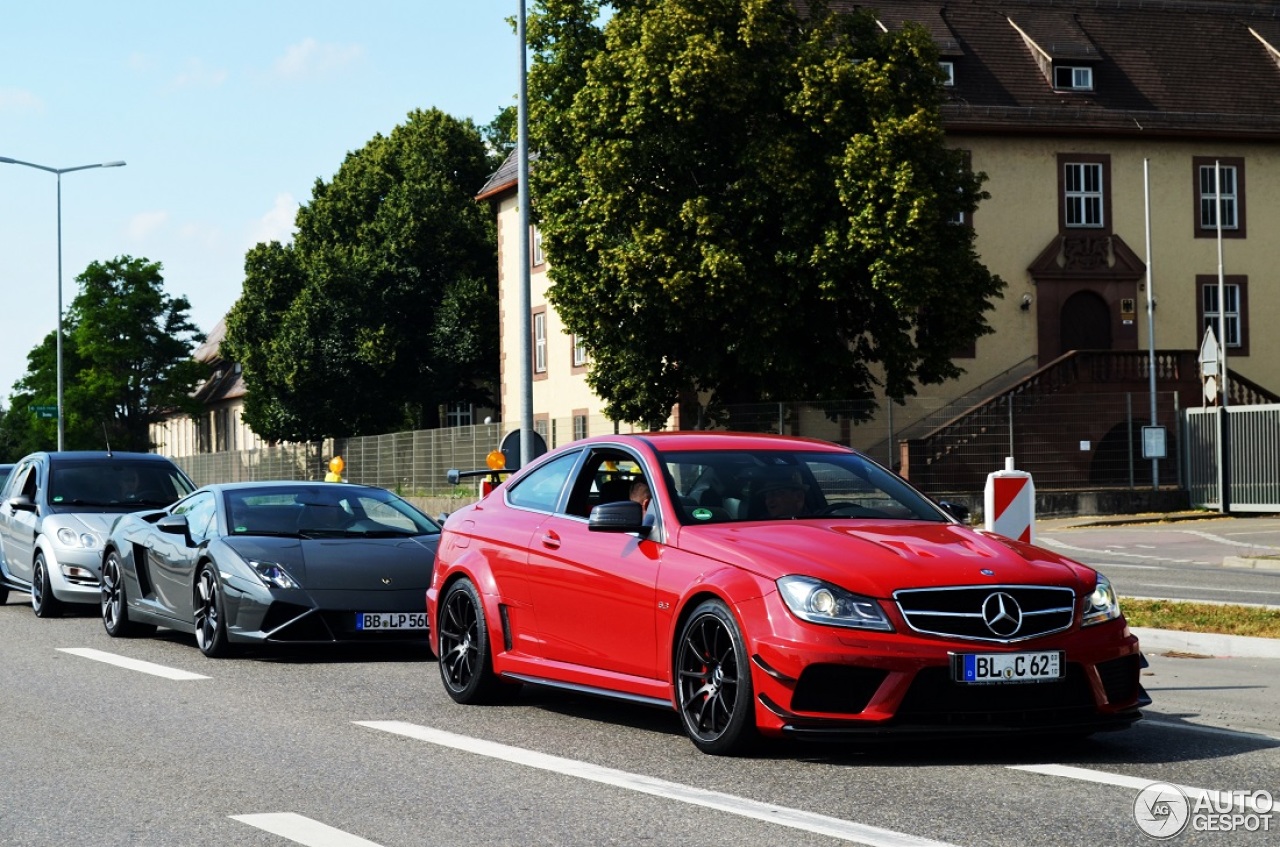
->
(476, 150), (524, 200)
(475, 0), (1280, 201)
(190, 315), (247, 404)
(845, 0), (1280, 137)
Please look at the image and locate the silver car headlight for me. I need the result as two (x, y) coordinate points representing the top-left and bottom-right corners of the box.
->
(1082, 573), (1121, 626)
(56, 527), (100, 549)
(777, 575), (894, 631)
(249, 560), (299, 590)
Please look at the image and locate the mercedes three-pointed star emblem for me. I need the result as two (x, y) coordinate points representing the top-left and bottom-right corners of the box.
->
(982, 591), (1023, 637)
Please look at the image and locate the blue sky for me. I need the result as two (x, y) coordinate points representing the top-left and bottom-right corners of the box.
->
(1, 1), (521, 403)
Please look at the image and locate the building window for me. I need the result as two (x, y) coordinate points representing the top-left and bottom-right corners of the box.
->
(1057, 155), (1110, 233)
(571, 335), (589, 369)
(1197, 275), (1248, 356)
(940, 61), (955, 86)
(533, 308), (547, 375)
(446, 403), (473, 428)
(1053, 65), (1093, 90)
(531, 225), (545, 267)
(947, 149), (972, 227)
(1194, 158), (1245, 238)
(1063, 162), (1104, 228)
(572, 410), (589, 441)
(534, 415), (550, 448)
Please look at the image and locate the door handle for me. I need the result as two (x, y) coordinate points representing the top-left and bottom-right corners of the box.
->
(540, 531), (561, 550)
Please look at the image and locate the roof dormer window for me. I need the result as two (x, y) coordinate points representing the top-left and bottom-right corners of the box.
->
(1053, 65), (1093, 91)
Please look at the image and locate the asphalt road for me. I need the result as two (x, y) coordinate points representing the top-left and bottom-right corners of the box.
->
(1036, 514), (1280, 608)
(1, 596), (1276, 847)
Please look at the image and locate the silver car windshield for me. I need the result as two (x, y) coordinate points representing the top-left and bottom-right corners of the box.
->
(49, 462), (194, 507)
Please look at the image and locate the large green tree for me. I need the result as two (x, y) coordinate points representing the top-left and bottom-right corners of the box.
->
(529, 0), (1003, 428)
(0, 256), (205, 454)
(223, 108), (499, 442)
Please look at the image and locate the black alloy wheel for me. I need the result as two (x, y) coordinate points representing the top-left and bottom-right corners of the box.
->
(436, 578), (517, 704)
(194, 563), (234, 658)
(675, 599), (758, 755)
(31, 552), (63, 618)
(101, 552), (156, 638)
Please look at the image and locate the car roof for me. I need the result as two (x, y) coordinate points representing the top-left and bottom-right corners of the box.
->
(24, 451), (180, 463)
(201, 481), (384, 493)
(575, 431), (854, 454)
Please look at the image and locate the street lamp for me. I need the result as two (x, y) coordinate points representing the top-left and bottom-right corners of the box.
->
(0, 156), (126, 450)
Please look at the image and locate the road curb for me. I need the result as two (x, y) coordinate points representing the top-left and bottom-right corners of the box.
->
(1133, 626), (1280, 659)
(1223, 555), (1280, 571)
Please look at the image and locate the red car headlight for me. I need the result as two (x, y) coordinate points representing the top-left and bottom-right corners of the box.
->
(777, 575), (894, 632)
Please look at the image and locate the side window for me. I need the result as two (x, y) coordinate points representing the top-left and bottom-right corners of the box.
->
(506, 452), (580, 513)
(2, 461), (30, 499)
(173, 492), (217, 541)
(21, 464), (40, 500)
(564, 449), (648, 518)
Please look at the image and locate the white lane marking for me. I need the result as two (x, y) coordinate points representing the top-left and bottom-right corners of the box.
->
(1039, 537), (1187, 564)
(232, 813), (383, 847)
(1179, 529), (1280, 552)
(357, 721), (959, 847)
(1009, 764), (1272, 813)
(1087, 563), (1165, 571)
(57, 647), (209, 680)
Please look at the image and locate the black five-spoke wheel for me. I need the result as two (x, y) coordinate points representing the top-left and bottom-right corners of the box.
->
(675, 599), (757, 755)
(194, 564), (234, 658)
(101, 552), (155, 638)
(437, 578), (517, 704)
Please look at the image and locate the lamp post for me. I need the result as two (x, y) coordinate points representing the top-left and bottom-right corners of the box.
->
(0, 156), (126, 450)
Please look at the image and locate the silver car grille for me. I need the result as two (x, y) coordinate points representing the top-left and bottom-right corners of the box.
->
(894, 585), (1077, 643)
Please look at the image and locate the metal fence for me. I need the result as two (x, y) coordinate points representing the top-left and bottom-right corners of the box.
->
(170, 393), (1182, 495)
(1185, 404), (1280, 512)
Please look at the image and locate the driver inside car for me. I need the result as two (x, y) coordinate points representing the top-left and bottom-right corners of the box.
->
(756, 471), (808, 519)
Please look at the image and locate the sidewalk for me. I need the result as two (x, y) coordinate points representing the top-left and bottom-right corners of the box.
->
(1133, 627), (1280, 659)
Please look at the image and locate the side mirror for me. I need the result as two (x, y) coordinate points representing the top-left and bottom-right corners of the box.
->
(939, 500), (971, 524)
(6, 494), (36, 513)
(588, 500), (650, 535)
(157, 513), (190, 537)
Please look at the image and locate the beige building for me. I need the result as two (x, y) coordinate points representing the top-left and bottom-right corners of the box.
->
(149, 317), (266, 458)
(479, 0), (1280, 486)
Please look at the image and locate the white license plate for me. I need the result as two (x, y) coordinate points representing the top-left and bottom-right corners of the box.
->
(356, 612), (428, 631)
(953, 651), (1062, 684)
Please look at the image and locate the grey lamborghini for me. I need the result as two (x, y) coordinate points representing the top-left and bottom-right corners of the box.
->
(100, 481), (440, 657)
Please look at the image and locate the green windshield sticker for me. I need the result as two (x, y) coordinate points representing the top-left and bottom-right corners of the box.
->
(692, 508), (712, 521)
(52, 496), (63, 503)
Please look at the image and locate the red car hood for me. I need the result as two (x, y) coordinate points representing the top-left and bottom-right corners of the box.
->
(673, 520), (1093, 597)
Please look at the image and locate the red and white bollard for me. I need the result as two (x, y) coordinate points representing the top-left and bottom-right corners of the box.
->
(984, 457), (1035, 544)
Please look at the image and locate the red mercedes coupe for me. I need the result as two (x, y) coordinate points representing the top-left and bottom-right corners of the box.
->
(427, 432), (1145, 755)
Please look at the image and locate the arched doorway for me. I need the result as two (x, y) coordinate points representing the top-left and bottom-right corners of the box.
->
(1059, 290), (1111, 355)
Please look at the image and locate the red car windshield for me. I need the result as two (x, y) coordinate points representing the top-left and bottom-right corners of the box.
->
(657, 449), (947, 524)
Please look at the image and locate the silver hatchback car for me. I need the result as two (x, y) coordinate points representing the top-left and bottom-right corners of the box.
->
(0, 451), (196, 616)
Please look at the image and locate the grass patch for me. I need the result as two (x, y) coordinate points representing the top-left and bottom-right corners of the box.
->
(1122, 598), (1280, 639)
